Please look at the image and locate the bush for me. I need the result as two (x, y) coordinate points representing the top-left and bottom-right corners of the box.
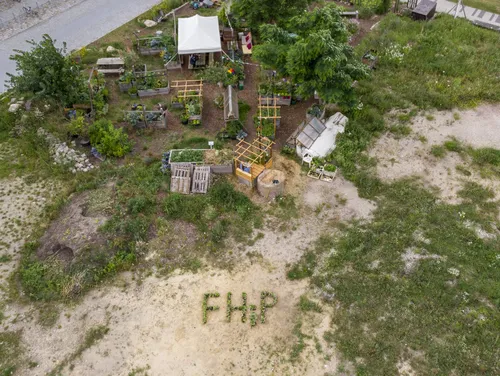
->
(89, 119), (132, 157)
(68, 116), (87, 137)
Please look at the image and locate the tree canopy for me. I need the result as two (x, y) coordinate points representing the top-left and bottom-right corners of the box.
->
(8, 34), (87, 106)
(231, 0), (310, 31)
(253, 4), (368, 105)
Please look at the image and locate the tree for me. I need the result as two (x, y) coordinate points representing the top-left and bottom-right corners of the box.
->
(231, 0), (309, 31)
(253, 4), (368, 105)
(8, 34), (87, 106)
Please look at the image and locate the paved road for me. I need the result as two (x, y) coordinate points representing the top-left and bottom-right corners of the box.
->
(436, 0), (500, 24)
(0, 0), (161, 92)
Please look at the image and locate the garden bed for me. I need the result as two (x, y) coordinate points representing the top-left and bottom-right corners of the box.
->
(168, 148), (233, 173)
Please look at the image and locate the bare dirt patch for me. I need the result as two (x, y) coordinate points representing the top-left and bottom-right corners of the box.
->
(37, 189), (111, 264)
(303, 175), (377, 222)
(370, 104), (500, 203)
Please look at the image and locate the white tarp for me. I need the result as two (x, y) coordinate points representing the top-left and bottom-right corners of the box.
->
(178, 15), (222, 54)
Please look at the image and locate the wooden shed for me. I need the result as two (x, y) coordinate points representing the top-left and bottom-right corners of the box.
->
(412, 0), (437, 21)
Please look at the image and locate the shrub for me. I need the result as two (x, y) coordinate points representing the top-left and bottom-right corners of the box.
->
(89, 119), (132, 157)
(68, 116), (87, 137)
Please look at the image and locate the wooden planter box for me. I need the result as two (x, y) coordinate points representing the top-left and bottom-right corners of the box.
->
(275, 95), (292, 106)
(118, 82), (133, 93)
(188, 114), (202, 125)
(259, 95), (274, 105)
(210, 164), (233, 174)
(138, 86), (170, 98)
(138, 48), (163, 56)
(171, 101), (183, 109)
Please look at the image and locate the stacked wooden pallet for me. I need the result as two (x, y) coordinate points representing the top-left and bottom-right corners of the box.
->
(191, 166), (211, 194)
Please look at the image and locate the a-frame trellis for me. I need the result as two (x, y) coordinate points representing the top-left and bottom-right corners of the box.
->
(171, 79), (204, 100)
(233, 137), (274, 185)
(257, 95), (281, 139)
(171, 80), (204, 125)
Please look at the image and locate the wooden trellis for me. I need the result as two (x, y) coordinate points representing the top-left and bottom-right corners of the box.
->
(171, 80), (204, 100)
(234, 137), (274, 185)
(257, 95), (281, 138)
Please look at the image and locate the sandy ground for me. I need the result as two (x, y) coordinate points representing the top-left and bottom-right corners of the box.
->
(1, 153), (377, 375)
(13, 265), (334, 376)
(370, 104), (500, 203)
(0, 172), (63, 299)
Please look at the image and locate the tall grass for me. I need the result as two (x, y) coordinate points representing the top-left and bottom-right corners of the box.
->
(333, 14), (500, 194)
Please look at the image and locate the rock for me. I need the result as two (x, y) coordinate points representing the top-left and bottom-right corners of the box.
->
(144, 19), (157, 28)
(10, 98), (16, 104)
(155, 30), (163, 36)
(8, 103), (21, 113)
(106, 46), (116, 53)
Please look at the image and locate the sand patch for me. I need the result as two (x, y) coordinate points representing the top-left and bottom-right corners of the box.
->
(370, 105), (500, 203)
(302, 176), (376, 221)
(10, 263), (338, 376)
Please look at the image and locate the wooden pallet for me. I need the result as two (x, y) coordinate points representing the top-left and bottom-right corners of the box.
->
(191, 166), (211, 194)
(171, 167), (192, 194)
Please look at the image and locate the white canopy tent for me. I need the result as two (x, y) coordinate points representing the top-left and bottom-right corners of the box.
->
(178, 15), (222, 55)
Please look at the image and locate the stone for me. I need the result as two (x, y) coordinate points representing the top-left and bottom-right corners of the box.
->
(106, 46), (116, 53)
(8, 103), (21, 113)
(144, 19), (158, 28)
(155, 30), (163, 36)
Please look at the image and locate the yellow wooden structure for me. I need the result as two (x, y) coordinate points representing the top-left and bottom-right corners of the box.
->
(233, 137), (274, 186)
(257, 95), (281, 139)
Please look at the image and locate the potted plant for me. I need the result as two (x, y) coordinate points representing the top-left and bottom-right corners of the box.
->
(128, 86), (138, 98)
(180, 114), (189, 125)
(323, 164), (337, 178)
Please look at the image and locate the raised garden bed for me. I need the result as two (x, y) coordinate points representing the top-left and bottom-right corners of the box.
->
(136, 35), (175, 57)
(168, 148), (233, 173)
(258, 80), (294, 106)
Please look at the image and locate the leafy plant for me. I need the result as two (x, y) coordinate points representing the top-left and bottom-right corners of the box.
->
(8, 34), (88, 106)
(324, 164), (337, 172)
(169, 149), (204, 163)
(202, 292), (220, 324)
(68, 116), (87, 137)
(253, 4), (368, 105)
(89, 119), (132, 157)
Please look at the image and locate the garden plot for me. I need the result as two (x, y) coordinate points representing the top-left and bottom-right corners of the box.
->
(370, 104), (500, 204)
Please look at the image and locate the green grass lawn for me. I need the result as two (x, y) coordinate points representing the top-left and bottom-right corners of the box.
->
(451, 0), (500, 15)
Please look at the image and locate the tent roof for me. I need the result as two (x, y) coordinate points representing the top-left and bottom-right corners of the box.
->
(178, 15), (222, 54)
